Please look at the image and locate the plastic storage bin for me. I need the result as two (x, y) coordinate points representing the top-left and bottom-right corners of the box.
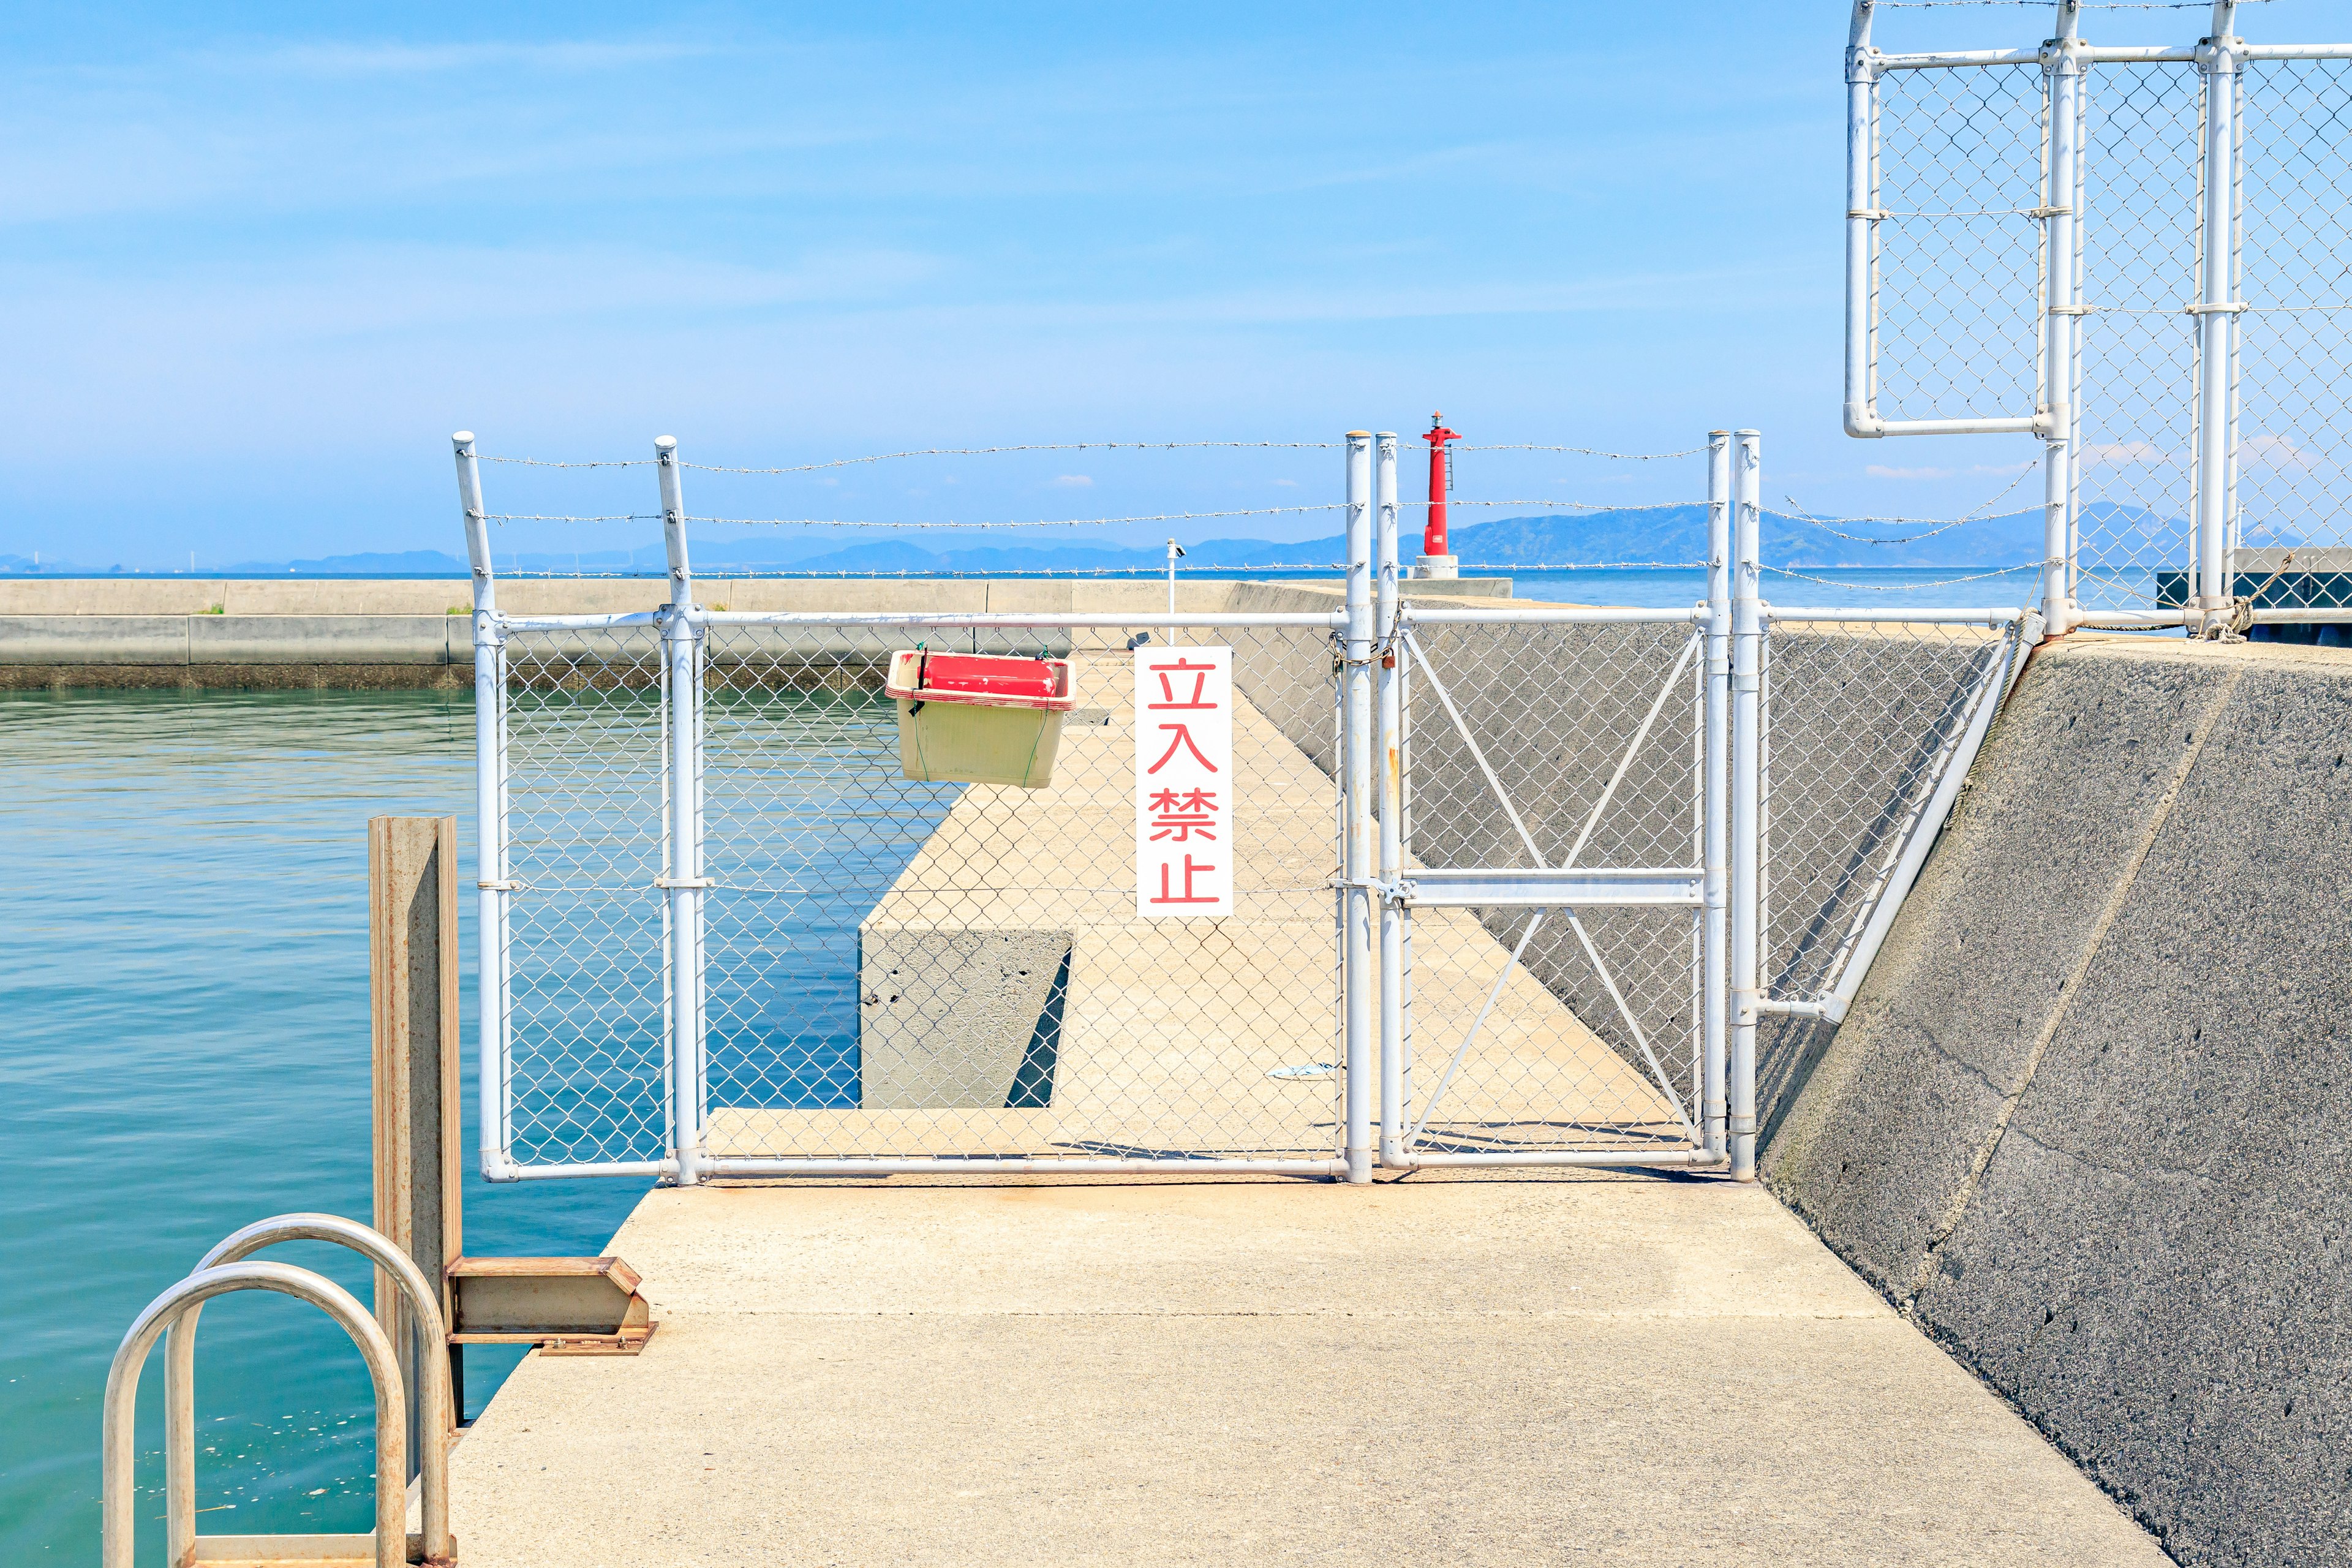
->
(885, 650), (1076, 788)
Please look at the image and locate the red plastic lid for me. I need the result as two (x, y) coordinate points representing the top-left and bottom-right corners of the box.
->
(916, 653), (1061, 701)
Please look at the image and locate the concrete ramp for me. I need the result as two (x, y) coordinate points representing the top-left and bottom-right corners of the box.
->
(448, 1174), (2168, 1566)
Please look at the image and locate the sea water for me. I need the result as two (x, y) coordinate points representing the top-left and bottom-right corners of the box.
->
(1, 692), (636, 1564)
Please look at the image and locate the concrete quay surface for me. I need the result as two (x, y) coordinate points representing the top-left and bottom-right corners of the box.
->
(448, 1174), (2165, 1567)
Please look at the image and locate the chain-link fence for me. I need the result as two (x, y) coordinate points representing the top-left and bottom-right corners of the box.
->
(1758, 616), (2028, 1011)
(1849, 8), (2352, 624)
(1389, 617), (1709, 1161)
(692, 619), (1345, 1170)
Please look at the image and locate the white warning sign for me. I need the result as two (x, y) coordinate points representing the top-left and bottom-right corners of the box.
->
(1134, 644), (1234, 918)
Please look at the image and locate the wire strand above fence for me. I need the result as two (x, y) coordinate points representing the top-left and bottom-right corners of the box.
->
(1781, 462), (2041, 546)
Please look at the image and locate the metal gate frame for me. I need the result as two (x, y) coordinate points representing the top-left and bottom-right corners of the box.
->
(1845, 0), (2352, 633)
(456, 428), (2032, 1186)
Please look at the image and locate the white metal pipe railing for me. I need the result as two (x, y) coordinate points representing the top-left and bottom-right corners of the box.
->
(2193, 21), (2242, 611)
(164, 1214), (455, 1568)
(657, 436), (704, 1186)
(1703, 432), (1732, 1162)
(106, 1262), (409, 1568)
(1374, 432), (1408, 1169)
(454, 432), (517, 1183)
(1341, 432), (1375, 1183)
(2043, 4), (2084, 636)
(1728, 431), (1763, 1182)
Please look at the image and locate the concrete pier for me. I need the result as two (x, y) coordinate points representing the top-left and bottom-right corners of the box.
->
(447, 1173), (2165, 1566)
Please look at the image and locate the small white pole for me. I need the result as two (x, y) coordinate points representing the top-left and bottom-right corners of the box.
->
(1341, 432), (1375, 1184)
(656, 436), (702, 1187)
(1165, 537), (1185, 647)
(1373, 432), (1405, 1166)
(1703, 431), (1732, 1161)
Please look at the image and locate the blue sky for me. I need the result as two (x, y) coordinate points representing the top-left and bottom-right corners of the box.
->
(2, 1), (2342, 568)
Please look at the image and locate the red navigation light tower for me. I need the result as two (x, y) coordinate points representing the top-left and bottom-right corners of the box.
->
(1417, 412), (1461, 579)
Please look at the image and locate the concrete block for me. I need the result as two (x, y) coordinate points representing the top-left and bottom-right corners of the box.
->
(189, 614), (458, 665)
(1906, 657), (2352, 1567)
(0, 615), (189, 664)
(1765, 641), (2242, 1296)
(858, 929), (1071, 1109)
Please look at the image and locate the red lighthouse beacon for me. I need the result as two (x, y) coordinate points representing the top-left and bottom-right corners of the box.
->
(1415, 412), (1461, 579)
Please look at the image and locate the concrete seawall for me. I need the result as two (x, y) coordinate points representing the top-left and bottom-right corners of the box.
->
(0, 577), (1507, 689)
(1765, 635), (2352, 1566)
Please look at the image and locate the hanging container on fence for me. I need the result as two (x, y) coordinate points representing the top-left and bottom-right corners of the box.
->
(886, 649), (1076, 788)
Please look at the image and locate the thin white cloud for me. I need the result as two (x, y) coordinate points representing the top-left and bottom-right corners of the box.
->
(1866, 464), (1954, 480)
(1048, 475), (1094, 488)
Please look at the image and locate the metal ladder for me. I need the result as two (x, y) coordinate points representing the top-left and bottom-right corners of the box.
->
(102, 1213), (457, 1568)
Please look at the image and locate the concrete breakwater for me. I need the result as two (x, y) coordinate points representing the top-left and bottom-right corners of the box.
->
(0, 577), (1507, 688)
(1764, 635), (2352, 1567)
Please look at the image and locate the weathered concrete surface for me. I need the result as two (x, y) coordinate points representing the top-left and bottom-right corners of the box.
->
(448, 1176), (2165, 1566)
(1765, 635), (2352, 1567)
(858, 929), (1069, 1109)
(0, 578), (1511, 688)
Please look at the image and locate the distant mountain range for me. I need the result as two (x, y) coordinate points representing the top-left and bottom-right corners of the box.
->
(2, 503), (2179, 578)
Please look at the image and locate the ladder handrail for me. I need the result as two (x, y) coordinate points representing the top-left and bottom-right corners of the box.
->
(164, 1213), (456, 1566)
(104, 1260), (408, 1568)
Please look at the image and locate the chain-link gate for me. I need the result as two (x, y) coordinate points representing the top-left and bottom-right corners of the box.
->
(456, 430), (2038, 1183)
(1846, 0), (2352, 631)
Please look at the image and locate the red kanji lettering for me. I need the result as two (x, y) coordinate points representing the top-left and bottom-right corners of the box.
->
(1147, 658), (1219, 710)
(1147, 785), (1219, 842)
(1148, 854), (1221, 905)
(1147, 723), (1219, 775)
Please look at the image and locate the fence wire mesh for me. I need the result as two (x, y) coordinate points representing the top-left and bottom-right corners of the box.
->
(1393, 620), (1706, 1156)
(498, 625), (671, 1166)
(1871, 39), (2352, 614)
(1872, 63), (2049, 422)
(1759, 618), (2020, 1005)
(2235, 58), (2352, 603)
(2073, 60), (2202, 610)
(686, 620), (1344, 1166)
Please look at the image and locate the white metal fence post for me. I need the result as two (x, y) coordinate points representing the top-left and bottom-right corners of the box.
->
(1728, 430), (1763, 1182)
(1342, 431), (1375, 1184)
(453, 432), (514, 1183)
(2193, 4), (2243, 613)
(2043, 3), (2084, 635)
(1373, 432), (1405, 1167)
(657, 435), (703, 1186)
(1703, 431), (1732, 1162)
(1843, 4), (1883, 440)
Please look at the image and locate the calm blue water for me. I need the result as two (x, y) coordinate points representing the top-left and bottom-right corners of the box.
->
(0, 684), (957, 1567)
(0, 692), (649, 1566)
(1506, 564), (2045, 610)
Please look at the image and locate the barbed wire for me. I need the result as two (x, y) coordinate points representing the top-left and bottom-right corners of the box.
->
(1781, 462), (2041, 545)
(1404, 499), (1705, 512)
(1457, 560), (1709, 570)
(684, 505), (1344, 529)
(479, 439), (1708, 473)
(484, 513), (655, 523)
(1877, 1), (2270, 9)
(1763, 563), (2039, 591)
(1447, 443), (1704, 460)
(680, 442), (1347, 473)
(478, 458), (651, 469)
